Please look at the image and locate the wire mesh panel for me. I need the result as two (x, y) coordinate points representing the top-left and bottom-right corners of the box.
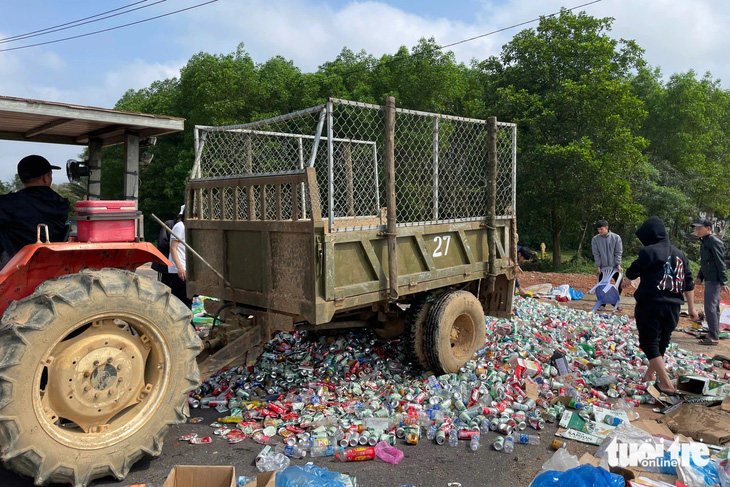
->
(194, 106), (326, 178)
(192, 99), (516, 231)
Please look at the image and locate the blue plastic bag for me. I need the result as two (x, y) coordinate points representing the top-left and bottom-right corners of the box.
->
(530, 464), (624, 487)
(275, 465), (348, 487)
(569, 287), (584, 300)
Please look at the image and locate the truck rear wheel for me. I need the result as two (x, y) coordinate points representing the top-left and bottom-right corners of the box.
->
(404, 296), (433, 369)
(0, 269), (200, 486)
(424, 290), (485, 374)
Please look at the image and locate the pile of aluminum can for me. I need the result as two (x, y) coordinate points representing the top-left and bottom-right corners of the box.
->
(185, 297), (729, 453)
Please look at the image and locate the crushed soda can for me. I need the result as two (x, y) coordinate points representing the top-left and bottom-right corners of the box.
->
(178, 433), (198, 441)
(190, 436), (213, 444)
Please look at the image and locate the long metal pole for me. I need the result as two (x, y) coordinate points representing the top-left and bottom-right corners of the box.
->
(486, 117), (498, 293)
(385, 96), (398, 299)
(308, 108), (326, 167)
(432, 116), (439, 221)
(298, 136), (306, 215)
(150, 213), (232, 288)
(327, 100), (334, 233)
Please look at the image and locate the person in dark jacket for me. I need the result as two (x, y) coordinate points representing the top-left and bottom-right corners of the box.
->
(692, 218), (729, 346)
(0, 155), (69, 269)
(625, 216), (698, 395)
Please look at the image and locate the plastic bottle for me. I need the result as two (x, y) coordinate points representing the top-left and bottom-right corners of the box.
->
(335, 446), (376, 462)
(470, 433), (480, 451)
(274, 443), (307, 459)
(479, 419), (490, 435)
(310, 435), (337, 457)
(255, 451), (290, 472)
(448, 429), (458, 447)
(426, 424), (437, 441)
(503, 435), (514, 453)
(192, 296), (204, 315)
(513, 432), (540, 445)
(237, 476), (255, 487)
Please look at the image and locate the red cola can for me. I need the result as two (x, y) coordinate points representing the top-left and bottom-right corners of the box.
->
(458, 429), (479, 440)
(529, 417), (545, 430)
(268, 403), (287, 415)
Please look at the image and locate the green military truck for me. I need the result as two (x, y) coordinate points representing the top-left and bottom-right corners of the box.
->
(188, 97), (518, 377)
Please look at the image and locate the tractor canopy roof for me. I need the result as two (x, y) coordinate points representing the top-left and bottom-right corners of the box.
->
(0, 95), (184, 148)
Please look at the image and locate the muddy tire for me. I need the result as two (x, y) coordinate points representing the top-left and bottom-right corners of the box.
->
(424, 290), (485, 374)
(404, 296), (433, 369)
(0, 269), (201, 486)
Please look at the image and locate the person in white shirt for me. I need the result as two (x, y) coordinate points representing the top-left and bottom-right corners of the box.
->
(167, 205), (191, 308)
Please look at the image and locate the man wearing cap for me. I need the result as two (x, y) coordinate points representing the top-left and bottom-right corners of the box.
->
(0, 155), (69, 268)
(692, 218), (729, 346)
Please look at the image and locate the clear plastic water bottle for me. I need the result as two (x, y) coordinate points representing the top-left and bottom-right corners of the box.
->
(427, 424), (437, 441)
(503, 435), (515, 453)
(513, 432), (540, 445)
(479, 419), (490, 434)
(448, 429), (458, 447)
(192, 295), (204, 315)
(470, 432), (480, 451)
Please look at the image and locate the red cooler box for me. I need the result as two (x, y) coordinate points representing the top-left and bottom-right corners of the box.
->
(76, 200), (140, 242)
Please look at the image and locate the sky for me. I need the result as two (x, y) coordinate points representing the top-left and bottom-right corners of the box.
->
(0, 0), (728, 184)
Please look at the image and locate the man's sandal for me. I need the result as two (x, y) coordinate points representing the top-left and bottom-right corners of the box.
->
(699, 337), (718, 346)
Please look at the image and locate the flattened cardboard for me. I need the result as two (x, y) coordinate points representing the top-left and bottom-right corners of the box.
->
(559, 410), (586, 431)
(556, 427), (603, 445)
(525, 382), (540, 401)
(664, 404), (730, 445)
(593, 406), (630, 425)
(162, 465), (236, 487)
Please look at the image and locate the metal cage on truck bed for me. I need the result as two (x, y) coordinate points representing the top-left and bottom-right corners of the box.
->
(185, 97), (517, 326)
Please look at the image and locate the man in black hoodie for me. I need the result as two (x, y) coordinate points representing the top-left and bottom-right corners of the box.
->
(0, 155), (70, 268)
(625, 216), (698, 395)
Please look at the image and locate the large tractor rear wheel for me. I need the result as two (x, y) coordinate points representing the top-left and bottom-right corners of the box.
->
(424, 290), (485, 374)
(0, 269), (201, 486)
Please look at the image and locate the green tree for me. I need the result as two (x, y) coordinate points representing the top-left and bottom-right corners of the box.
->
(634, 68), (730, 219)
(479, 9), (650, 267)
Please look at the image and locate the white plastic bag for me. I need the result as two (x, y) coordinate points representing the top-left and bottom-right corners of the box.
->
(538, 447), (580, 474)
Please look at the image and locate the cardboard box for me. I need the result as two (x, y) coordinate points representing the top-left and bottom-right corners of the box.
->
(514, 358), (542, 378)
(162, 465), (236, 487)
(676, 375), (728, 396)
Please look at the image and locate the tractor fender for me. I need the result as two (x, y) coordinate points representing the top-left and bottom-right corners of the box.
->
(0, 242), (170, 316)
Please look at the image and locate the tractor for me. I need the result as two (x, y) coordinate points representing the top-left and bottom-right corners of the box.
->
(0, 95), (200, 486)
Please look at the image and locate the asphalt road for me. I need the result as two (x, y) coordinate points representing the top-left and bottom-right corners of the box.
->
(0, 408), (597, 487)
